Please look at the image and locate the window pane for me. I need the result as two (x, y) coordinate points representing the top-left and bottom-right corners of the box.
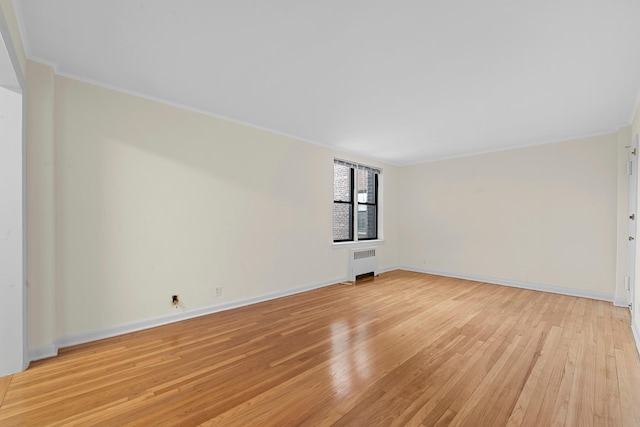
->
(357, 168), (376, 204)
(333, 204), (352, 241)
(357, 205), (377, 239)
(334, 163), (351, 202)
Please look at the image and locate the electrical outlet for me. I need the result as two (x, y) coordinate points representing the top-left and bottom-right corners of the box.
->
(215, 287), (222, 297)
(171, 294), (179, 306)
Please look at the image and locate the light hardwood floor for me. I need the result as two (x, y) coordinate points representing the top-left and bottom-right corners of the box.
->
(1, 270), (639, 426)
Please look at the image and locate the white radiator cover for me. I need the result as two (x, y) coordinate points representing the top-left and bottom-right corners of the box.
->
(349, 247), (378, 281)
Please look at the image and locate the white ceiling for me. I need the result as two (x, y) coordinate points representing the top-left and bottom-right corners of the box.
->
(14, 0), (640, 165)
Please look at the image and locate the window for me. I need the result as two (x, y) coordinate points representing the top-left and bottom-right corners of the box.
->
(333, 161), (353, 242)
(333, 159), (380, 242)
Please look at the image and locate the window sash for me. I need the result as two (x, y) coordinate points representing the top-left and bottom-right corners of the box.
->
(333, 159), (380, 242)
(333, 165), (354, 242)
(357, 173), (378, 240)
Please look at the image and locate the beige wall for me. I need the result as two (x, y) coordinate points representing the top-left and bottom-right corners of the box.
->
(28, 68), (628, 347)
(26, 60), (56, 348)
(398, 135), (619, 295)
(19, 63), (633, 351)
(46, 75), (399, 340)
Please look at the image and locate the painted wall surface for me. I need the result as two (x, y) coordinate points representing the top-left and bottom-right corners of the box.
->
(398, 135), (618, 295)
(51, 75), (398, 338)
(0, 86), (24, 375)
(26, 60), (56, 348)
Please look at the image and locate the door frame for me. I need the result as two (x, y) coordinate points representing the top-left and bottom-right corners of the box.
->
(628, 136), (638, 318)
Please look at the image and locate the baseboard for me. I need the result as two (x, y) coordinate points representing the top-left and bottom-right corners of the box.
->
(632, 321), (640, 357)
(378, 265), (399, 275)
(400, 266), (614, 302)
(29, 343), (58, 362)
(32, 265), (611, 362)
(37, 276), (346, 356)
(614, 298), (631, 308)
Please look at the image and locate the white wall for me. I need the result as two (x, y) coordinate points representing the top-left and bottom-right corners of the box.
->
(0, 86), (25, 376)
(398, 135), (619, 297)
(0, 0), (27, 376)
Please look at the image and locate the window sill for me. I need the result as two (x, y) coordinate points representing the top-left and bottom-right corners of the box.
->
(332, 239), (385, 249)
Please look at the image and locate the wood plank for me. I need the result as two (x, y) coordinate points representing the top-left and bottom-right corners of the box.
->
(0, 375), (11, 408)
(0, 270), (638, 426)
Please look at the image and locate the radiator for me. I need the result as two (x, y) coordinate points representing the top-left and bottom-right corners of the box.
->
(349, 248), (378, 281)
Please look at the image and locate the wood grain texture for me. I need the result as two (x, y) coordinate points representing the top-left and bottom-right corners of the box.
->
(0, 271), (639, 426)
(0, 375), (11, 409)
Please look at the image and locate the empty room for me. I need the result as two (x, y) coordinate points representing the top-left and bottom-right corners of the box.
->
(2, 1), (640, 426)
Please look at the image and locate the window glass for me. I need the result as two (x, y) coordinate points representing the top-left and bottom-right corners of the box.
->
(333, 159), (380, 243)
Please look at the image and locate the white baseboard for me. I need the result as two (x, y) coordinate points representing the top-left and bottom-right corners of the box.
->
(29, 343), (58, 362)
(613, 298), (631, 308)
(28, 265), (616, 364)
(30, 276), (346, 361)
(378, 265), (399, 275)
(632, 321), (640, 357)
(400, 266), (614, 302)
